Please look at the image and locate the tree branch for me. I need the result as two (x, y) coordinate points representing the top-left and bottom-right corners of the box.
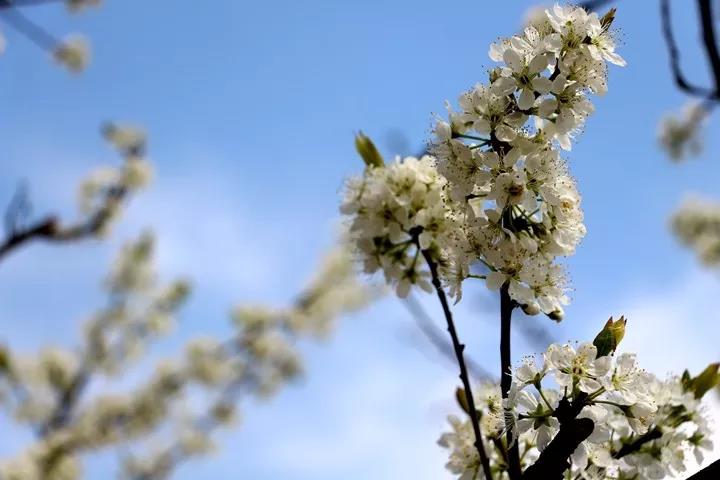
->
(0, 3), (59, 51)
(687, 458), (720, 479)
(422, 250), (493, 480)
(403, 294), (495, 383)
(522, 418), (594, 480)
(579, 0), (615, 11)
(500, 284), (521, 480)
(613, 427), (661, 458)
(521, 394), (592, 480)
(0, 185), (127, 264)
(697, 0), (720, 95)
(660, 0), (716, 98)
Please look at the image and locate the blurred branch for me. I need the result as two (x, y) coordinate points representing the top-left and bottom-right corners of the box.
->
(579, 0), (615, 10)
(403, 294), (494, 382)
(0, 3), (59, 51)
(697, 0), (720, 95)
(0, 184), (127, 263)
(660, 0), (716, 98)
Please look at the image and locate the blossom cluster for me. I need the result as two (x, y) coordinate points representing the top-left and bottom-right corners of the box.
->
(658, 102), (708, 162)
(342, 4), (624, 318)
(672, 196), (720, 267)
(439, 322), (716, 480)
(431, 4), (624, 316)
(341, 155), (460, 297)
(77, 123), (153, 237)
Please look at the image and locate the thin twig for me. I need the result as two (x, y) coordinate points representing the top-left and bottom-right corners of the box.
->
(500, 284), (521, 480)
(0, 185), (127, 264)
(660, 0), (716, 98)
(403, 294), (495, 383)
(697, 0), (720, 95)
(579, 0), (615, 11)
(422, 250), (493, 480)
(0, 4), (59, 51)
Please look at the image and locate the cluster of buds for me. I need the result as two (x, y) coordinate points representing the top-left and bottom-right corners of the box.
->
(77, 124), (153, 238)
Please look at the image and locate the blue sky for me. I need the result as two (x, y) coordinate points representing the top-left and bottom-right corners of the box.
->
(1, 0), (719, 478)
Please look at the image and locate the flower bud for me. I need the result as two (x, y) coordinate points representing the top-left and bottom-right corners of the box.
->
(354, 131), (384, 169)
(522, 302), (541, 316)
(547, 307), (564, 322)
(592, 316), (626, 357)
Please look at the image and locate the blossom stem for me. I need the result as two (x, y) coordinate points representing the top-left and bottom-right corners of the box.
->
(537, 387), (554, 410)
(592, 399), (626, 410)
(500, 283), (522, 480)
(422, 250), (493, 480)
(454, 133), (491, 142)
(586, 386), (606, 401)
(613, 427), (661, 458)
(467, 273), (487, 280)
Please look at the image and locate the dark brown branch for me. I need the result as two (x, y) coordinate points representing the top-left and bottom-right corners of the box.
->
(522, 394), (592, 480)
(522, 418), (594, 480)
(0, 0), (65, 7)
(500, 284), (521, 480)
(660, 0), (716, 98)
(422, 250), (493, 480)
(697, 0), (720, 95)
(0, 185), (127, 264)
(403, 294), (495, 383)
(613, 427), (662, 458)
(687, 458), (720, 479)
(579, 0), (615, 11)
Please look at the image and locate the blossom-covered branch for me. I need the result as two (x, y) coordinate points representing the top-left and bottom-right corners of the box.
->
(440, 318), (718, 479)
(0, 125), (151, 264)
(0, 230), (379, 479)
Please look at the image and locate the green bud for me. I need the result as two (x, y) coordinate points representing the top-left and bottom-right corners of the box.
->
(354, 131), (384, 169)
(0, 345), (9, 372)
(592, 316), (626, 357)
(683, 363), (720, 399)
(455, 387), (471, 416)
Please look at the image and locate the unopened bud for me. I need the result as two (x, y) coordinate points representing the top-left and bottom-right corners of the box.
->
(547, 307), (564, 322)
(354, 131), (384, 169)
(522, 302), (541, 316)
(592, 316), (627, 357)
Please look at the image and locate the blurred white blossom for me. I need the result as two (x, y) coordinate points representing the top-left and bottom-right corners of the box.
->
(658, 102), (708, 161)
(672, 196), (720, 267)
(54, 35), (90, 72)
